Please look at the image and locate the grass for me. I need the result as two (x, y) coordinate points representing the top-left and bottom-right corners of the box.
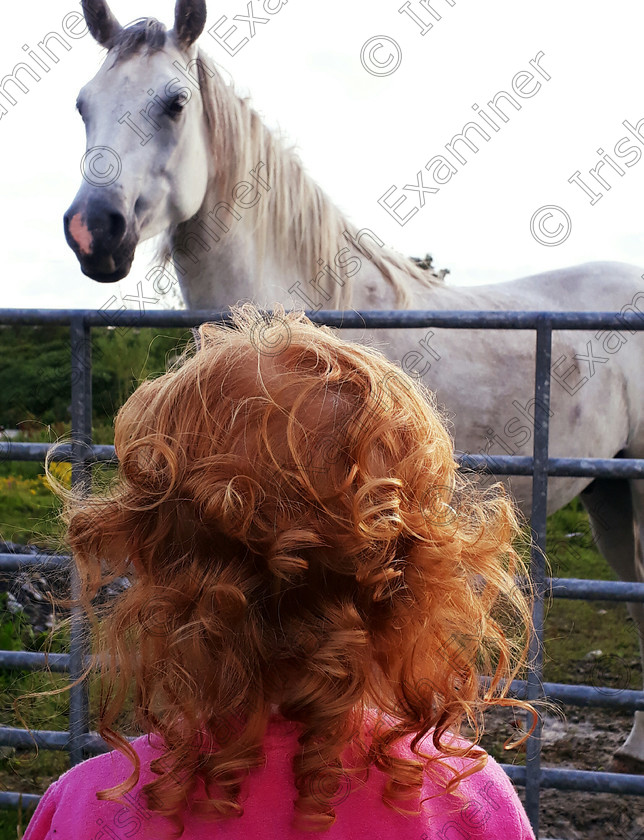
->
(0, 430), (639, 834)
(0, 472), (65, 550)
(0, 422), (117, 549)
(0, 592), (71, 839)
(0, 426), (120, 838)
(473, 496), (640, 766)
(543, 498), (639, 689)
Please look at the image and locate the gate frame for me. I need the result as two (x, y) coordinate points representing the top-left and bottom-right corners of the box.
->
(1, 306), (644, 838)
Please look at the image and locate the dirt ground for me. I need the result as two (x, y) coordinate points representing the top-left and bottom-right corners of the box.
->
(4, 541), (644, 839)
(475, 703), (644, 839)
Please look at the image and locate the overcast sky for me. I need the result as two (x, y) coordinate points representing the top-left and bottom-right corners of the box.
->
(1, 0), (643, 310)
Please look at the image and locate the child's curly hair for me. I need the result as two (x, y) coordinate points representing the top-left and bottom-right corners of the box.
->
(43, 302), (536, 835)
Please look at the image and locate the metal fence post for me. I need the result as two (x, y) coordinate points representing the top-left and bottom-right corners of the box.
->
(3, 307), (644, 824)
(68, 317), (92, 766)
(524, 316), (553, 834)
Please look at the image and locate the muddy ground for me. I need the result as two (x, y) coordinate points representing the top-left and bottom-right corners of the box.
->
(3, 540), (644, 839)
(471, 702), (644, 839)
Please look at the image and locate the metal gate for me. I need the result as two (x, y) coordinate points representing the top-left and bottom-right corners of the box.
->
(1, 306), (644, 839)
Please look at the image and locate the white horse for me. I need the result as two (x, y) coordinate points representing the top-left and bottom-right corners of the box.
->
(65, 0), (644, 772)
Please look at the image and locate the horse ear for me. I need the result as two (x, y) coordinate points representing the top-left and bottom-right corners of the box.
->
(173, 0), (208, 48)
(82, 0), (122, 47)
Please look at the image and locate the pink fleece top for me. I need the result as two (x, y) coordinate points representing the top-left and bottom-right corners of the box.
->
(23, 713), (535, 840)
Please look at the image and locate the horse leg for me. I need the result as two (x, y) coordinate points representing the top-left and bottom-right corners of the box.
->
(579, 476), (644, 771)
(611, 477), (644, 771)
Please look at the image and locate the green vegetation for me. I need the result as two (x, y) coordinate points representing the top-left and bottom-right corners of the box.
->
(0, 593), (70, 839)
(2, 469), (637, 832)
(470, 498), (639, 766)
(0, 323), (194, 837)
(544, 499), (639, 688)
(0, 324), (639, 835)
(0, 323), (194, 429)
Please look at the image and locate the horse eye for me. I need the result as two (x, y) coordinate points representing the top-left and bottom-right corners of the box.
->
(167, 96), (185, 118)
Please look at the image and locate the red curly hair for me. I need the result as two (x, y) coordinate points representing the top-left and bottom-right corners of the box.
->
(43, 302), (536, 835)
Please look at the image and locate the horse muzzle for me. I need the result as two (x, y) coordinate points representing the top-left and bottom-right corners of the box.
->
(63, 197), (138, 283)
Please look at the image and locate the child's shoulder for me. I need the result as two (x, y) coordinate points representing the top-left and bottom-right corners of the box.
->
(22, 734), (163, 840)
(55, 732), (162, 789)
(365, 711), (535, 839)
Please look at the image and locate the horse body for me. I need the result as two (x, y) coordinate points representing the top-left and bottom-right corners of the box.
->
(66, 0), (644, 768)
(177, 190), (642, 519)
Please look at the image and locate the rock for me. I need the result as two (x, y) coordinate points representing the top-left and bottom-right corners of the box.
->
(0, 539), (69, 635)
(1, 540), (131, 636)
(5, 591), (23, 614)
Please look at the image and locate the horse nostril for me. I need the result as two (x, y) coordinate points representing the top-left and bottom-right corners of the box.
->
(63, 212), (75, 238)
(109, 212), (126, 244)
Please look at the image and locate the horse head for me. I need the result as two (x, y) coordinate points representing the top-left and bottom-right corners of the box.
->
(64, 0), (211, 282)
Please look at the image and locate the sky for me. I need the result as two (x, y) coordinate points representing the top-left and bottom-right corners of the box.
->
(1, 0), (644, 310)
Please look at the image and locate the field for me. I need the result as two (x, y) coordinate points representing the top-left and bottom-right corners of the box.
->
(0, 428), (641, 839)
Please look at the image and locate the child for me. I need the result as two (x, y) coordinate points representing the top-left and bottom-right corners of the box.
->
(24, 303), (536, 839)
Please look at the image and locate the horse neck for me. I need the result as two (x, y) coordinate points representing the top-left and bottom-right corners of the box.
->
(172, 180), (440, 312)
(170, 187), (410, 309)
(171, 64), (444, 311)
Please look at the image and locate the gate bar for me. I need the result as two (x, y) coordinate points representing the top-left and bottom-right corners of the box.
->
(2, 307), (644, 836)
(4, 440), (644, 480)
(502, 764), (644, 796)
(1, 308), (644, 331)
(524, 317), (553, 833)
(68, 318), (92, 767)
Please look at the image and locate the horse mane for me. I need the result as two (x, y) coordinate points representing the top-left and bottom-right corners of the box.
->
(110, 18), (168, 63)
(156, 47), (446, 308)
